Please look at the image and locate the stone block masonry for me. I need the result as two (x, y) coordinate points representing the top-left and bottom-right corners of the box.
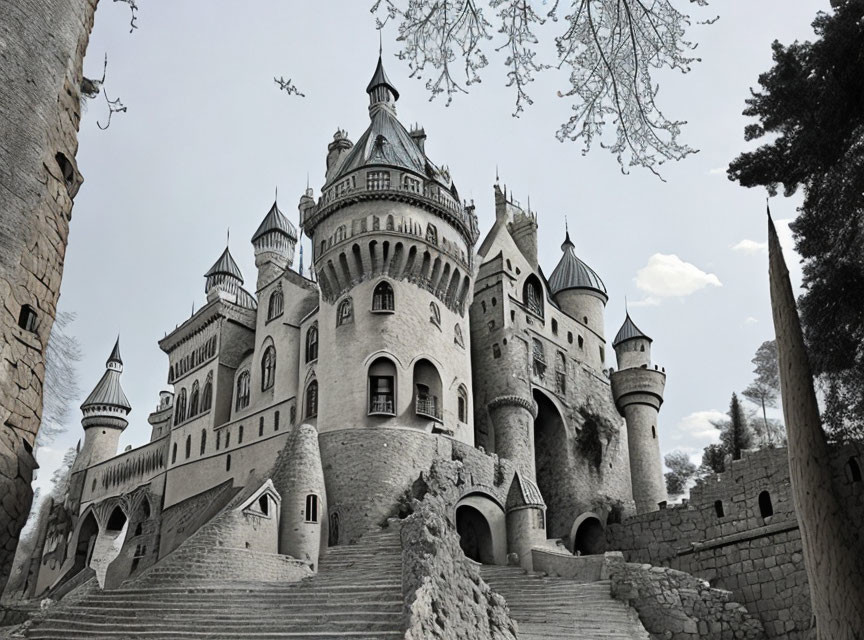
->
(0, 0), (99, 591)
(607, 444), (864, 638)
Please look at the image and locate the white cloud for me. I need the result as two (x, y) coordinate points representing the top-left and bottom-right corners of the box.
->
(742, 316), (758, 326)
(634, 254), (722, 300)
(668, 410), (726, 450)
(732, 239), (767, 254)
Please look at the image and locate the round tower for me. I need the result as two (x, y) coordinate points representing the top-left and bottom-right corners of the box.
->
(548, 228), (608, 369)
(252, 199), (297, 290)
(75, 339), (131, 470)
(204, 246), (254, 308)
(505, 472), (546, 571)
(300, 54), (480, 543)
(610, 314), (667, 513)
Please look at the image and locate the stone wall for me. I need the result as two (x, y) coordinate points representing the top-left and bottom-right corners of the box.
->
(400, 460), (518, 640)
(607, 444), (864, 638)
(158, 479), (239, 558)
(607, 556), (765, 640)
(0, 0), (99, 591)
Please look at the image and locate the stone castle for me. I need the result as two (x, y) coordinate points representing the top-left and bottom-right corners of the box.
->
(14, 54), (862, 640)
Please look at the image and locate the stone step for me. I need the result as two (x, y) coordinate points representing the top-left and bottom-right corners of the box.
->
(27, 629), (402, 639)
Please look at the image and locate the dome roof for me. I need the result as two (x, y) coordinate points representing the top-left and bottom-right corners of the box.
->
(204, 247), (243, 283)
(612, 313), (652, 348)
(252, 201), (297, 243)
(547, 231), (607, 299)
(82, 343), (131, 412)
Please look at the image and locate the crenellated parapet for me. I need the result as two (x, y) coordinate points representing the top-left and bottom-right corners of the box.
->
(610, 366), (666, 414)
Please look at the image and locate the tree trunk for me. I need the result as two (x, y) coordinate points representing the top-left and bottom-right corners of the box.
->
(0, 0), (99, 592)
(768, 215), (864, 639)
(761, 399), (770, 446)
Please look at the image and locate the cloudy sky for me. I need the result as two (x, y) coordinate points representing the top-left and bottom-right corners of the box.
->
(32, 1), (823, 499)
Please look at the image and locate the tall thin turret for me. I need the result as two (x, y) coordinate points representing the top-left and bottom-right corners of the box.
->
(610, 313), (666, 513)
(74, 339), (132, 471)
(252, 199), (298, 290)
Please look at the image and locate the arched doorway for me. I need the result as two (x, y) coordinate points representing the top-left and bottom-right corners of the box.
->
(572, 515), (606, 555)
(533, 390), (568, 538)
(71, 512), (99, 575)
(92, 505), (128, 586)
(456, 505), (494, 564)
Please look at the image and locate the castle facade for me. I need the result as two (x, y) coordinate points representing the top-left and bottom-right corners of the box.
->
(26, 55), (668, 596)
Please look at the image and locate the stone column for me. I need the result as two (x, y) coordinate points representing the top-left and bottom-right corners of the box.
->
(487, 395), (537, 480)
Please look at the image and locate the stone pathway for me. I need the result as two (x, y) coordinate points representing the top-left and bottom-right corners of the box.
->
(481, 564), (651, 639)
(25, 529), (404, 639)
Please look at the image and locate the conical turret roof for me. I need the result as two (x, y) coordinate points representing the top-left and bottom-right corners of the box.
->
(548, 230), (607, 299)
(81, 343), (131, 412)
(204, 247), (244, 283)
(612, 313), (652, 348)
(366, 54), (399, 101)
(252, 201), (298, 243)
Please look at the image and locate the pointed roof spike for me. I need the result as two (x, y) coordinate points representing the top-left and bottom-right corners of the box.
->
(107, 337), (122, 366)
(548, 223), (607, 298)
(205, 246), (244, 282)
(366, 54), (400, 101)
(613, 312), (652, 348)
(252, 199), (298, 243)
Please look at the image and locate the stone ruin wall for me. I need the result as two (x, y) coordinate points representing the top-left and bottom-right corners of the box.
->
(607, 443), (864, 639)
(0, 0), (99, 590)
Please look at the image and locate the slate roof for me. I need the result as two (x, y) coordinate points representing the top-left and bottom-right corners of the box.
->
(204, 247), (244, 283)
(82, 345), (131, 411)
(612, 313), (652, 348)
(252, 201), (297, 243)
(547, 231), (607, 298)
(366, 54), (400, 101)
(107, 338), (122, 366)
(506, 471), (546, 510)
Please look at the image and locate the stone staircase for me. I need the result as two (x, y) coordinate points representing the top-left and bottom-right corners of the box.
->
(25, 528), (404, 639)
(481, 565), (651, 640)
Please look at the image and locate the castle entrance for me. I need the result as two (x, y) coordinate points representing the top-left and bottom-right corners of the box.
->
(456, 505), (494, 564)
(572, 515), (606, 555)
(533, 390), (568, 539)
(71, 512), (99, 575)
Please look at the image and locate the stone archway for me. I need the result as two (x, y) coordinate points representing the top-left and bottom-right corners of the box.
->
(533, 389), (568, 538)
(570, 513), (606, 556)
(456, 505), (494, 564)
(70, 511), (99, 576)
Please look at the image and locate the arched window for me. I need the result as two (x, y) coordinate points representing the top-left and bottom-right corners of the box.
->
(201, 372), (213, 412)
(185, 435), (191, 459)
(226, 454), (232, 472)
(714, 500), (724, 518)
(651, 425), (656, 439)
(238, 425), (244, 444)
(551, 319), (558, 335)
(846, 457), (862, 483)
(457, 386), (468, 423)
(216, 431), (221, 450)
(454, 324), (464, 349)
(429, 302), (441, 327)
(171, 442), (177, 464)
(175, 388), (187, 424)
(188, 381), (200, 417)
(368, 357), (396, 416)
(305, 495), (319, 523)
(261, 346), (276, 391)
(200, 429), (207, 455)
(235, 370), (250, 411)
(413, 359), (442, 421)
(337, 298), (353, 326)
(758, 491), (773, 518)
(306, 380), (318, 418)
(523, 276), (544, 318)
(259, 416), (264, 437)
(267, 288), (284, 321)
(372, 281), (395, 312)
(306, 324), (318, 362)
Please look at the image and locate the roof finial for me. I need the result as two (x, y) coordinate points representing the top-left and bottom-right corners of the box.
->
(275, 185), (278, 203)
(226, 227), (230, 248)
(625, 295), (629, 315)
(379, 29), (383, 56)
(306, 172), (310, 190)
(495, 165), (499, 183)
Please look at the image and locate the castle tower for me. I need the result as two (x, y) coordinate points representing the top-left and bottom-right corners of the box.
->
(252, 199), (298, 290)
(74, 339), (132, 470)
(610, 313), (667, 513)
(548, 228), (608, 369)
(505, 472), (546, 570)
(300, 54), (480, 542)
(204, 246), (245, 304)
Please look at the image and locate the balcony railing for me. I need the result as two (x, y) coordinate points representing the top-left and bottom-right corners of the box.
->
(415, 396), (442, 421)
(369, 395), (395, 415)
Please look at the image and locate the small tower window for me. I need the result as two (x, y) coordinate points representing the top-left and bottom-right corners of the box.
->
(185, 435), (191, 459)
(274, 410), (280, 431)
(372, 281), (395, 312)
(454, 324), (465, 349)
(226, 454), (232, 471)
(216, 431), (221, 450)
(175, 388), (187, 425)
(305, 324), (319, 362)
(201, 373), (213, 412)
(305, 494), (319, 523)
(188, 381), (199, 417)
(429, 302), (441, 327)
(369, 357), (396, 416)
(261, 346), (276, 391)
(651, 425), (656, 439)
(171, 443), (177, 464)
(457, 386), (468, 423)
(714, 500), (725, 518)
(200, 429), (207, 455)
(758, 491), (773, 518)
(267, 289), (284, 321)
(523, 276), (544, 318)
(238, 425), (244, 444)
(551, 319), (558, 335)
(235, 370), (250, 411)
(258, 495), (270, 516)
(306, 380), (318, 418)
(337, 298), (353, 326)
(532, 338), (546, 379)
(578, 336), (584, 349)
(17, 305), (38, 332)
(259, 416), (264, 436)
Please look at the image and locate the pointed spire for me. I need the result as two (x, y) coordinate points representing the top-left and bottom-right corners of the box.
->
(205, 246), (243, 282)
(561, 218), (574, 252)
(252, 199), (297, 243)
(366, 53), (400, 102)
(613, 312), (651, 348)
(107, 337), (122, 367)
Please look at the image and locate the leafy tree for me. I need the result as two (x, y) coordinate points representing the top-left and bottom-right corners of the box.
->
(699, 443), (726, 474)
(664, 450), (698, 497)
(728, 0), (864, 441)
(373, 0), (715, 175)
(49, 447), (78, 501)
(742, 339), (784, 445)
(36, 311), (82, 451)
